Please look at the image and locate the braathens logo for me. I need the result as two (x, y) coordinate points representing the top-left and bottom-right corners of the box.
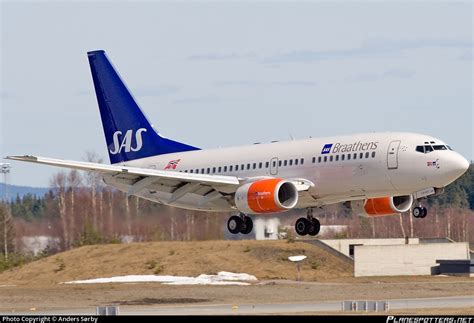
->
(321, 144), (333, 154)
(321, 141), (379, 155)
(109, 128), (147, 155)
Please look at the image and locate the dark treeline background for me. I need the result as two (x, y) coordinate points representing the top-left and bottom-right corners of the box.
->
(1, 164), (473, 260)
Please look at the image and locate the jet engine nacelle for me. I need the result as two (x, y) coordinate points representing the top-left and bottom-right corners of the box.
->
(350, 195), (413, 217)
(235, 178), (298, 214)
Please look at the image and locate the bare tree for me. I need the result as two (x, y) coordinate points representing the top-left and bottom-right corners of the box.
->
(0, 203), (14, 260)
(50, 172), (68, 249)
(371, 218), (376, 238)
(83, 152), (104, 229)
(124, 194), (132, 237)
(398, 213), (406, 238)
(67, 170), (82, 247)
(409, 209), (414, 238)
(107, 190), (114, 238)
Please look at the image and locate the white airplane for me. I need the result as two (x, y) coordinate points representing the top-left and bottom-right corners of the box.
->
(7, 50), (469, 236)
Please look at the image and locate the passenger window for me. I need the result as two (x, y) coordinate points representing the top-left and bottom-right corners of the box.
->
(265, 162), (269, 168)
(223, 166), (227, 172)
(201, 168), (205, 173)
(295, 159), (299, 165)
(318, 157), (321, 163)
(312, 157), (316, 163)
(212, 167), (216, 173)
(365, 152), (369, 158)
(359, 153), (363, 159)
(341, 154), (345, 161)
(372, 151), (376, 158)
(253, 163), (256, 169)
(247, 164), (250, 170)
(289, 160), (293, 166)
(190, 169), (193, 173)
(235, 165), (239, 171)
(301, 158), (304, 165)
(259, 162), (262, 169)
(329, 156), (333, 162)
(184, 170), (188, 173)
(278, 160), (282, 167)
(353, 153), (357, 160)
(284, 160), (288, 166)
(335, 155), (339, 161)
(324, 156), (327, 162)
(207, 168), (210, 174)
(241, 164), (245, 170)
(218, 167), (222, 172)
(229, 165), (233, 172)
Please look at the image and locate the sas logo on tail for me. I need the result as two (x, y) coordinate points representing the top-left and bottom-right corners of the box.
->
(321, 144), (333, 154)
(109, 128), (147, 155)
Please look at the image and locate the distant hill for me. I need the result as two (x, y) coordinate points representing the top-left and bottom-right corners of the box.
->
(0, 183), (49, 200)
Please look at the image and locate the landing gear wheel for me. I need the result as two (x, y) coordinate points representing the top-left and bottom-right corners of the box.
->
(227, 215), (243, 234)
(240, 216), (253, 234)
(421, 207), (428, 218)
(308, 218), (321, 236)
(413, 206), (423, 218)
(295, 218), (310, 236)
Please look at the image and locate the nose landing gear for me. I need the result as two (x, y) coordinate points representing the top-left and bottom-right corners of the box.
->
(227, 213), (253, 234)
(295, 208), (320, 236)
(413, 206), (427, 218)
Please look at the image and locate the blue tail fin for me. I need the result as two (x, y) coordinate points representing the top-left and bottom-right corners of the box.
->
(87, 50), (200, 164)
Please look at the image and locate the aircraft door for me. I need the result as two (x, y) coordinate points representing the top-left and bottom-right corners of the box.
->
(387, 140), (401, 169)
(270, 157), (278, 175)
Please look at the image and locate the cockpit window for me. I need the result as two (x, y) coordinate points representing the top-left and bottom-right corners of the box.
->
(416, 144), (450, 153)
(416, 146), (425, 153)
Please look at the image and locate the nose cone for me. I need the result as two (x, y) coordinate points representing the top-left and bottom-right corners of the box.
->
(447, 153), (470, 180)
(456, 154), (469, 173)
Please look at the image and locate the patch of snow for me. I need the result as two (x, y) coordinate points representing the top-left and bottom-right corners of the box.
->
(64, 271), (257, 286)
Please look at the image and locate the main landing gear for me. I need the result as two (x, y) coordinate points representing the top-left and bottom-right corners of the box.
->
(295, 208), (320, 236)
(227, 213), (253, 234)
(412, 205), (428, 218)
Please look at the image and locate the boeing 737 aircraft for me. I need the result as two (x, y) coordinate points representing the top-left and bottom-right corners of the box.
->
(8, 50), (469, 236)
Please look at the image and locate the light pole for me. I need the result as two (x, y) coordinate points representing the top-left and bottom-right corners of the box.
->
(0, 163), (11, 260)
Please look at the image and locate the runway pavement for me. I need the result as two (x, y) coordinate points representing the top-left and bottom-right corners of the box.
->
(2, 295), (472, 315)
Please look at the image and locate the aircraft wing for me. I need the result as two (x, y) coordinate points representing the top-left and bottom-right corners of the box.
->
(6, 155), (240, 186)
(6, 155), (314, 208)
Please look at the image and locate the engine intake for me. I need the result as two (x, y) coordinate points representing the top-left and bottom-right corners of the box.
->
(235, 178), (298, 214)
(351, 195), (413, 217)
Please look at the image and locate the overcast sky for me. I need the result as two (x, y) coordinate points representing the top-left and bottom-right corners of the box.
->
(1, 1), (472, 187)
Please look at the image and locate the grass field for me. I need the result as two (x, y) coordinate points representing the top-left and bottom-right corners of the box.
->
(0, 240), (353, 285)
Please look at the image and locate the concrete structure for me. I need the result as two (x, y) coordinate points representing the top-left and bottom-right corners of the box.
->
(321, 238), (419, 258)
(435, 260), (474, 276)
(318, 225), (347, 236)
(354, 242), (470, 277)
